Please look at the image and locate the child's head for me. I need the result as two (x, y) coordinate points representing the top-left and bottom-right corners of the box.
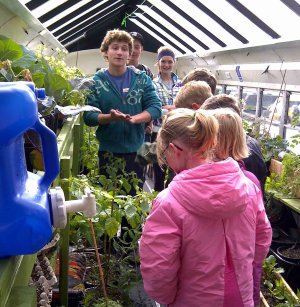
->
(208, 108), (249, 161)
(201, 94), (241, 115)
(182, 68), (217, 94)
(156, 108), (218, 172)
(100, 29), (133, 58)
(174, 81), (213, 109)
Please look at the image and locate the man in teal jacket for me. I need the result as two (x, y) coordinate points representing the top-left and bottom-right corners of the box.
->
(84, 29), (162, 186)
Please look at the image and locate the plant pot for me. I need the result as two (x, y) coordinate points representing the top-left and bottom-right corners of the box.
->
(269, 159), (283, 176)
(277, 244), (300, 262)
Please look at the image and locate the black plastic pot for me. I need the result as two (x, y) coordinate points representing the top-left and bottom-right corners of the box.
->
(277, 245), (300, 263)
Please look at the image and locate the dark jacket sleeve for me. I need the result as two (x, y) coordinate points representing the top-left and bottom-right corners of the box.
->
(243, 136), (267, 194)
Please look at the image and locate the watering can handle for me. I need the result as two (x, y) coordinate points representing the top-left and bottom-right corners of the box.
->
(33, 119), (60, 189)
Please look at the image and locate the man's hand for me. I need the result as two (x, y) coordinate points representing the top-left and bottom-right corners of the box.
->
(110, 109), (132, 121)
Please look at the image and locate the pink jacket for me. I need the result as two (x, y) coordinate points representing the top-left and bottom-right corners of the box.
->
(140, 158), (272, 307)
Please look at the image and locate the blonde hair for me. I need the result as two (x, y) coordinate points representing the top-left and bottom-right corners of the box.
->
(208, 108), (249, 161)
(156, 108), (219, 167)
(174, 81), (212, 109)
(100, 29), (133, 58)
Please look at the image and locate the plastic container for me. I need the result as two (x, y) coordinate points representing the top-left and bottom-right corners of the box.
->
(0, 82), (60, 257)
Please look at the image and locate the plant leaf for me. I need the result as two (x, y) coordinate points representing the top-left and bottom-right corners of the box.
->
(105, 217), (119, 239)
(0, 37), (23, 61)
(44, 72), (72, 103)
(125, 204), (137, 218)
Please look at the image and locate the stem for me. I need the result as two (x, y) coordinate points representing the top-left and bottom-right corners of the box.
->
(89, 219), (108, 301)
(105, 191), (117, 286)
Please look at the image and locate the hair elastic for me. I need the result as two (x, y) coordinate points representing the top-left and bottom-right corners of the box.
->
(157, 50), (175, 61)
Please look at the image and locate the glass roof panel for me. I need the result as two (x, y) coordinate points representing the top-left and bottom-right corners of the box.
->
(136, 5), (205, 51)
(54, 1), (121, 38)
(31, 0), (68, 19)
(59, 3), (124, 42)
(135, 13), (192, 54)
(129, 18), (183, 56)
(43, 0), (100, 28)
(147, 0), (223, 50)
(200, 0), (271, 47)
(239, 0), (300, 41)
(171, 0), (244, 47)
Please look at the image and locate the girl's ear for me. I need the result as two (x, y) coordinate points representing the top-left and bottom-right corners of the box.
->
(191, 103), (201, 110)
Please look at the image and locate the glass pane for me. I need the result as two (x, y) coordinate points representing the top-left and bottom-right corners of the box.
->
(261, 90), (279, 118)
(241, 87), (258, 116)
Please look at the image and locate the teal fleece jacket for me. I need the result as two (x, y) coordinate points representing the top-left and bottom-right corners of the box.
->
(83, 67), (162, 153)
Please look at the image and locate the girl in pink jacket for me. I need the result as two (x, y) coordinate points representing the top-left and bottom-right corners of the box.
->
(139, 108), (272, 307)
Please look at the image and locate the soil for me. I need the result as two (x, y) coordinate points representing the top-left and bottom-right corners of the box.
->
(279, 247), (300, 259)
(260, 286), (278, 306)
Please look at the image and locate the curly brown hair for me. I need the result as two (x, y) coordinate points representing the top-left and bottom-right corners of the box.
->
(100, 29), (133, 57)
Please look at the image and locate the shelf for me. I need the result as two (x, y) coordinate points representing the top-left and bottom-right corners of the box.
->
(273, 195), (300, 214)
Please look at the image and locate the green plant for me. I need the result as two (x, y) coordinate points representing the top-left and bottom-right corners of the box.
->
(262, 255), (300, 307)
(258, 134), (289, 161)
(263, 255), (284, 282)
(265, 152), (300, 197)
(281, 152), (300, 197)
(80, 126), (99, 176)
(68, 150), (155, 305)
(0, 35), (87, 106)
(266, 278), (299, 306)
(242, 117), (290, 161)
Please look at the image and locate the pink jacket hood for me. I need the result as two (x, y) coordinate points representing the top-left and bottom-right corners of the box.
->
(168, 158), (249, 219)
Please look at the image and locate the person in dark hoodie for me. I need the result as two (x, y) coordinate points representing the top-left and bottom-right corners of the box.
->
(139, 108), (271, 307)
